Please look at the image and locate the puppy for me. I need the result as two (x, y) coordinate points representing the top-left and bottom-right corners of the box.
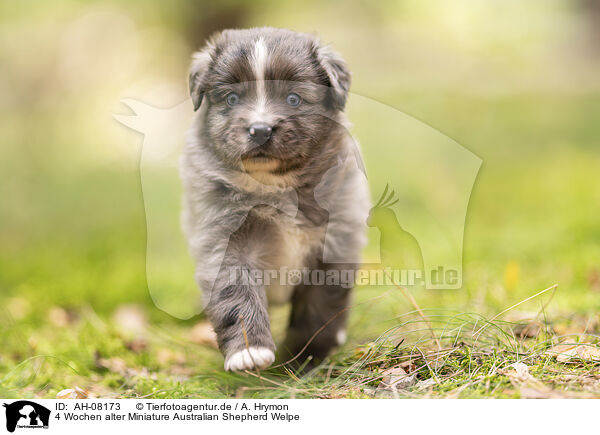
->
(181, 27), (370, 371)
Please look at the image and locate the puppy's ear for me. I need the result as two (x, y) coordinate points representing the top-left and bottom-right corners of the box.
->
(189, 46), (214, 111)
(316, 43), (351, 110)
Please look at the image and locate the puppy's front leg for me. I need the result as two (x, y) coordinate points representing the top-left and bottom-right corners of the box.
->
(283, 261), (354, 368)
(206, 259), (275, 372)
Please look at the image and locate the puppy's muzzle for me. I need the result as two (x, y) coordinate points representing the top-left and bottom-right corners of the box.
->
(248, 123), (272, 145)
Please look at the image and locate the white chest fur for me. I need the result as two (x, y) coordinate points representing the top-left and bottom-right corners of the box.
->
(264, 220), (324, 304)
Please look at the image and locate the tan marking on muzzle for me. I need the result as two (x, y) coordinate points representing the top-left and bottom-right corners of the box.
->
(241, 157), (281, 173)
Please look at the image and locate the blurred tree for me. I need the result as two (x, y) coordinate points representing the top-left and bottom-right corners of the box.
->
(177, 0), (252, 47)
(580, 0), (600, 58)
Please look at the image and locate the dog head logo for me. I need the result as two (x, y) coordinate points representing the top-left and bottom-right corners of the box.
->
(3, 401), (50, 432)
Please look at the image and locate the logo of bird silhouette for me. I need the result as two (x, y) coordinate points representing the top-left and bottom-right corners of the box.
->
(368, 184), (424, 276)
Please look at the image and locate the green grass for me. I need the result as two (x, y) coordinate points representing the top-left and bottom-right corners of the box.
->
(1, 92), (600, 398)
(3, 300), (600, 399)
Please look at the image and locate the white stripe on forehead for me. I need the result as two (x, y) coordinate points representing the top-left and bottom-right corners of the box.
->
(250, 37), (268, 119)
(251, 37), (268, 81)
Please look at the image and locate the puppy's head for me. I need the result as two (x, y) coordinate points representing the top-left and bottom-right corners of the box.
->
(189, 28), (350, 185)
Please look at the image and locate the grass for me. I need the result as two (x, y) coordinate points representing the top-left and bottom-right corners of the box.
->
(3, 291), (600, 399)
(1, 91), (600, 398)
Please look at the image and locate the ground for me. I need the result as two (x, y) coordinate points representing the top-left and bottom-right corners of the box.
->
(1, 92), (599, 398)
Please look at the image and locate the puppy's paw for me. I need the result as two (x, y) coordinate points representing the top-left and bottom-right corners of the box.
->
(224, 347), (275, 372)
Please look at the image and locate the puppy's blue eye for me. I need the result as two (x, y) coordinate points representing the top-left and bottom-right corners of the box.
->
(226, 93), (240, 106)
(286, 93), (301, 107)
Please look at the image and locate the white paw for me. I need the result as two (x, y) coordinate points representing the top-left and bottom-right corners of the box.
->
(224, 347), (275, 372)
(336, 329), (347, 345)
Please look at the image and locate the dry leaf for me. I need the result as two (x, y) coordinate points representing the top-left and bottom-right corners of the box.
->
(518, 386), (566, 399)
(498, 362), (536, 383)
(588, 268), (600, 291)
(546, 343), (600, 362)
(97, 357), (128, 375)
(189, 321), (218, 348)
(96, 357), (156, 380)
(377, 366), (417, 392)
(513, 321), (541, 338)
(519, 385), (594, 399)
(113, 305), (147, 335)
(498, 362), (556, 398)
(125, 336), (149, 354)
(399, 360), (416, 373)
(155, 349), (191, 377)
(576, 345), (600, 361)
(416, 378), (437, 390)
(551, 344), (579, 363)
(156, 348), (186, 365)
(56, 387), (89, 399)
(552, 324), (585, 336)
(47, 307), (70, 327)
(169, 365), (194, 378)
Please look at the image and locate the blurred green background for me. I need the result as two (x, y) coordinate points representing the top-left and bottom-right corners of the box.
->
(1, 0), (599, 397)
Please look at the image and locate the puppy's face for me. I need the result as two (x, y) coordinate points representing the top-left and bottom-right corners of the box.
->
(189, 28), (350, 182)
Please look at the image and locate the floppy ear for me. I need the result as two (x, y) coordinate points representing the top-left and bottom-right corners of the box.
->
(316, 43), (351, 110)
(189, 47), (214, 111)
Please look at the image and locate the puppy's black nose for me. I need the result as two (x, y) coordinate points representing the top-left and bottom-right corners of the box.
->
(248, 123), (272, 145)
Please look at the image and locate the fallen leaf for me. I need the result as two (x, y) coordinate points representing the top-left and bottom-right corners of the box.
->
(498, 362), (556, 398)
(96, 357), (156, 380)
(416, 378), (437, 390)
(588, 268), (600, 291)
(546, 343), (600, 362)
(399, 359), (416, 373)
(47, 306), (78, 327)
(156, 348), (186, 365)
(553, 324), (586, 336)
(576, 345), (600, 361)
(499, 362), (533, 383)
(377, 366), (417, 393)
(188, 321), (218, 348)
(169, 366), (194, 378)
(546, 343), (578, 362)
(518, 386), (566, 399)
(47, 307), (69, 327)
(519, 386), (594, 399)
(513, 321), (541, 338)
(96, 357), (128, 375)
(113, 305), (147, 335)
(56, 387), (89, 399)
(125, 336), (149, 354)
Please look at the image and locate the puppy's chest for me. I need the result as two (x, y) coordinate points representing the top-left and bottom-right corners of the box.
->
(253, 208), (326, 303)
(265, 214), (325, 269)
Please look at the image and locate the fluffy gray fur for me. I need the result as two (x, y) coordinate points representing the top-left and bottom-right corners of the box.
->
(181, 27), (370, 371)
